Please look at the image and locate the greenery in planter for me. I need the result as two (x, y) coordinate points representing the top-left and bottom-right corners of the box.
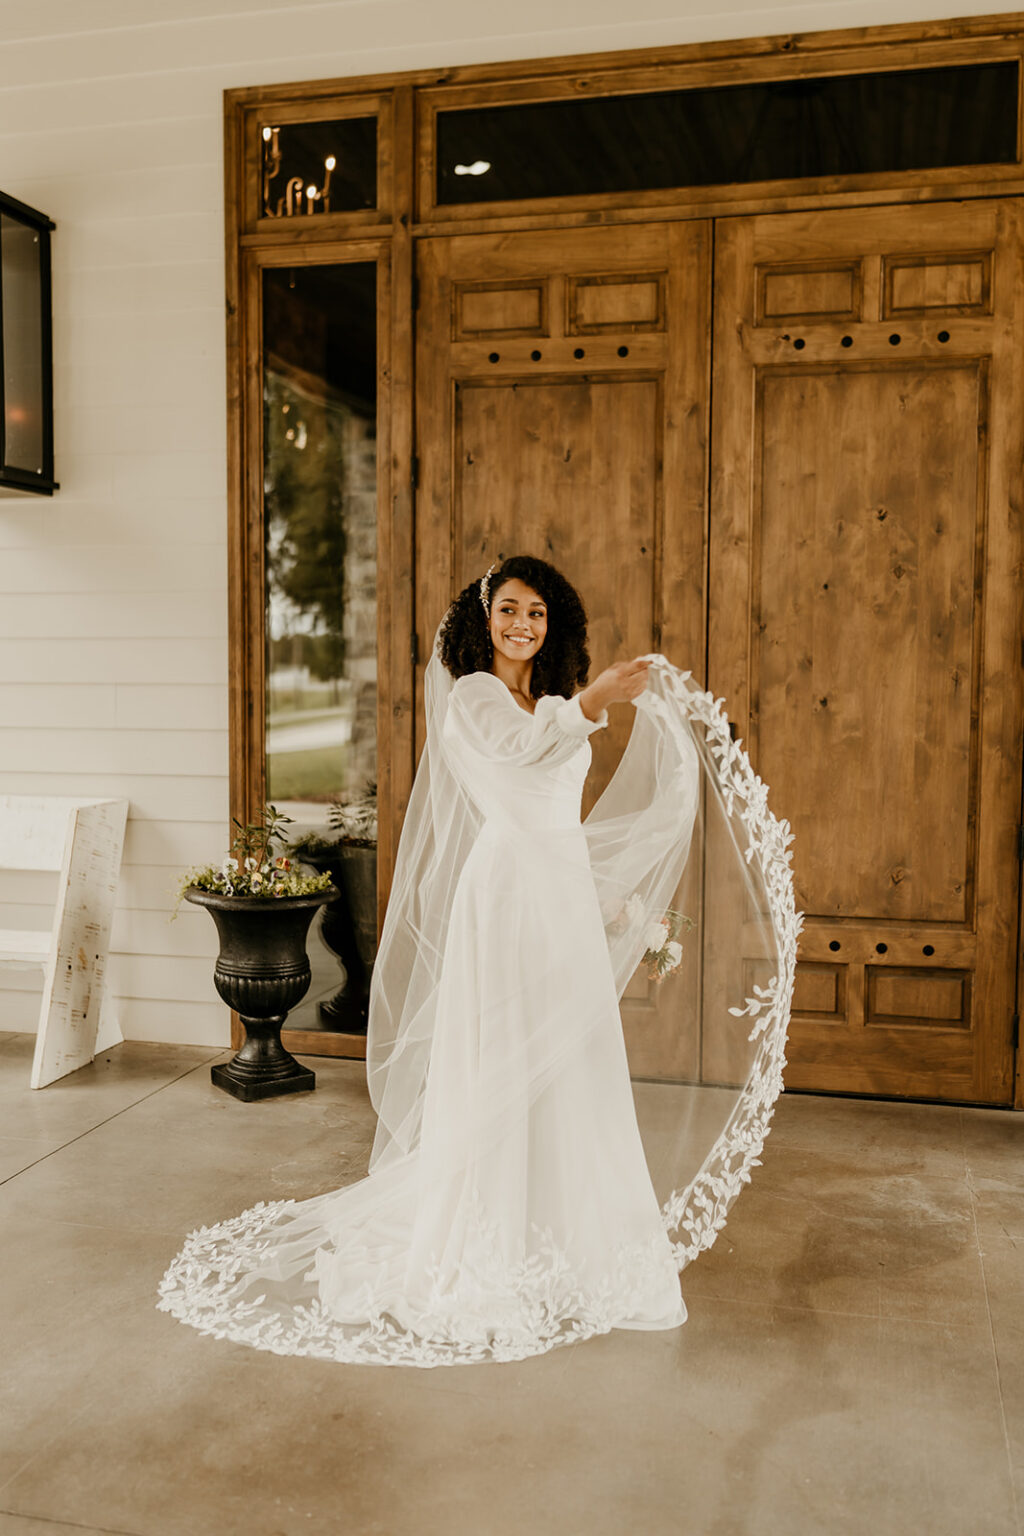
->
(290, 782), (378, 861)
(177, 805), (335, 906)
(329, 781), (377, 845)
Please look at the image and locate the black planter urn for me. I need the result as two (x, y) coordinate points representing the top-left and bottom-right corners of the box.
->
(186, 886), (338, 1101)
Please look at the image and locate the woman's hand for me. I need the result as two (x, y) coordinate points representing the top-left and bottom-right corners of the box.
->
(578, 657), (651, 721)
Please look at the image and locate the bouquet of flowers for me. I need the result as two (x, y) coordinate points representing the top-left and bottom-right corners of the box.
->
(641, 907), (695, 982)
(614, 892), (696, 983)
(177, 805), (335, 905)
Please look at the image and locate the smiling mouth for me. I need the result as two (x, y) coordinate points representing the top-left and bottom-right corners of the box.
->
(505, 635), (536, 645)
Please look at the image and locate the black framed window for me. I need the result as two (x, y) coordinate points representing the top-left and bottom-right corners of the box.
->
(437, 61), (1019, 205)
(0, 191), (56, 496)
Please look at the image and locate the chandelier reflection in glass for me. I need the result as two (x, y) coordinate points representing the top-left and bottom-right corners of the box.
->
(262, 127), (335, 216)
(259, 117), (377, 219)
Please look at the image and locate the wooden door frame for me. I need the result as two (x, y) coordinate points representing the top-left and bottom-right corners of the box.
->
(223, 13), (1024, 1093)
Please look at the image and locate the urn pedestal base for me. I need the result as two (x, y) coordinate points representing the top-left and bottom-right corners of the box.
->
(212, 1012), (316, 1101)
(211, 1060), (315, 1101)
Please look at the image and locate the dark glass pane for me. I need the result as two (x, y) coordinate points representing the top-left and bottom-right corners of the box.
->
(437, 62), (1018, 205)
(261, 117), (377, 217)
(1, 213), (44, 472)
(262, 262), (377, 829)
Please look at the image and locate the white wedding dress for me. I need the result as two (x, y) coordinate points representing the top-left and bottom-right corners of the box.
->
(158, 653), (799, 1367)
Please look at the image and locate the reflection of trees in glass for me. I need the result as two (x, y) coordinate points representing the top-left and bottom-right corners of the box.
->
(263, 363), (377, 807)
(264, 368), (348, 696)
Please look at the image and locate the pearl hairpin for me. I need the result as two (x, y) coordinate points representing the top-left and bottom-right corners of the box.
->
(479, 561), (498, 616)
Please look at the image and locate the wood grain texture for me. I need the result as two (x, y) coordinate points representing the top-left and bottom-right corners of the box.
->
(711, 198), (1022, 1103)
(755, 359), (980, 924)
(414, 220), (710, 1080)
(379, 82), (416, 928)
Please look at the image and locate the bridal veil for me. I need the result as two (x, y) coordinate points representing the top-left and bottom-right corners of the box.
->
(157, 635), (800, 1366)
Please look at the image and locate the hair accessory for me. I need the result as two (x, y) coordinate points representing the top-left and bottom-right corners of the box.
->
(479, 561), (498, 617)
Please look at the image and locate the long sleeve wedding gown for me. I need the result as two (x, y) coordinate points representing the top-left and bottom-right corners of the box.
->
(158, 652), (798, 1367)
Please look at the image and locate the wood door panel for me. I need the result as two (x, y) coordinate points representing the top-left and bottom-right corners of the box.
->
(792, 962), (847, 1019)
(415, 221), (710, 1082)
(883, 252), (992, 317)
(712, 199), (1023, 1104)
(454, 280), (547, 337)
(455, 374), (660, 801)
(568, 273), (667, 333)
(865, 965), (970, 1026)
(755, 360), (982, 925)
(757, 261), (863, 323)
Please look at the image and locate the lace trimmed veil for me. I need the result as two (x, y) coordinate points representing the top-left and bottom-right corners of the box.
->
(156, 626), (800, 1367)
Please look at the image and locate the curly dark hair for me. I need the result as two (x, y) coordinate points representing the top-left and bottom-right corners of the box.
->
(437, 554), (590, 699)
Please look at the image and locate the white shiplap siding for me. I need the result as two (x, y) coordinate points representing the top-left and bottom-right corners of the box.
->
(0, 0), (1011, 1044)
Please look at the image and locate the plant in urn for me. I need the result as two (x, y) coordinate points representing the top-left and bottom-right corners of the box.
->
(178, 806), (337, 1101)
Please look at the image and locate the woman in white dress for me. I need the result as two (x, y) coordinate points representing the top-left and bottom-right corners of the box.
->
(158, 555), (798, 1367)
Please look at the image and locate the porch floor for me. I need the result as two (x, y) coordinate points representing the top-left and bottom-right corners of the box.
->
(0, 1032), (1021, 1536)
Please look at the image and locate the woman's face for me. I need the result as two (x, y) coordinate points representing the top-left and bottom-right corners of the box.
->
(489, 578), (548, 664)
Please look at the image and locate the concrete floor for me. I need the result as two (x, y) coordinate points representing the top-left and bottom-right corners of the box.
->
(0, 1032), (1021, 1536)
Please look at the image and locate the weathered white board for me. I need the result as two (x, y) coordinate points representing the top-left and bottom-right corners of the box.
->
(0, 796), (129, 1088)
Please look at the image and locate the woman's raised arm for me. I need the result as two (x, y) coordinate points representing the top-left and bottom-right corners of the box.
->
(577, 657), (651, 722)
(446, 672), (607, 767)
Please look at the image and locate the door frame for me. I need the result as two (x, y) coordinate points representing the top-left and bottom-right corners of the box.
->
(223, 15), (1024, 1097)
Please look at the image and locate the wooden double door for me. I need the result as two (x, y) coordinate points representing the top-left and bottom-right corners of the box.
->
(413, 200), (1024, 1105)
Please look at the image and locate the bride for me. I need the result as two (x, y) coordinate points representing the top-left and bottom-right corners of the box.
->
(158, 555), (797, 1367)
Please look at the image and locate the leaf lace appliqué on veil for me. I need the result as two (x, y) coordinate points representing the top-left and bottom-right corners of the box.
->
(646, 660), (801, 1265)
(157, 1196), (682, 1368)
(157, 656), (800, 1368)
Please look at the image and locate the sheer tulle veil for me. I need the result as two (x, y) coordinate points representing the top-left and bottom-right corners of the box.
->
(369, 625), (801, 1266)
(156, 620), (800, 1367)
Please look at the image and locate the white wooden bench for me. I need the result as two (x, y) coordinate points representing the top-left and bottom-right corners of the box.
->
(0, 796), (129, 1088)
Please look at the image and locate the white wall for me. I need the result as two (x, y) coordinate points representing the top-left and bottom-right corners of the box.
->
(0, 0), (1013, 1045)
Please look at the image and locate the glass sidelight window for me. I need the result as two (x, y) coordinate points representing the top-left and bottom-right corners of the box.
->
(436, 61), (1019, 205)
(262, 262), (377, 827)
